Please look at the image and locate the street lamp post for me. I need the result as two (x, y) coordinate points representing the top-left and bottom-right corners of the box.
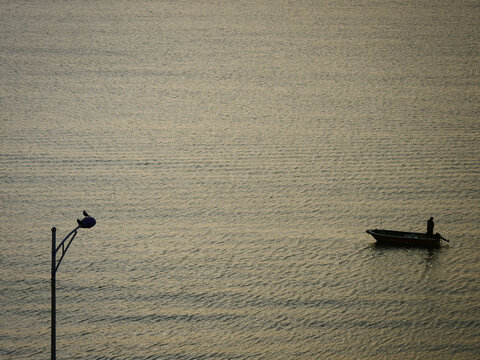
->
(51, 211), (96, 360)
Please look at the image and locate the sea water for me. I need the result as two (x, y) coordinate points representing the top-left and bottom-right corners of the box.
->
(1, 0), (479, 358)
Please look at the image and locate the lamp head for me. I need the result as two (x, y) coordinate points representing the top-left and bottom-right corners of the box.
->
(77, 213), (96, 228)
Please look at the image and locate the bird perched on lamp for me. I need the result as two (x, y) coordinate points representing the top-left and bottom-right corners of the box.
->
(77, 211), (96, 228)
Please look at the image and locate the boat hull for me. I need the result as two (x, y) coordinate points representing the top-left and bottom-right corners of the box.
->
(366, 229), (441, 247)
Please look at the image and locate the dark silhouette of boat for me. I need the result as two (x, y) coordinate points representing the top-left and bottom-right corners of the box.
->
(366, 229), (449, 247)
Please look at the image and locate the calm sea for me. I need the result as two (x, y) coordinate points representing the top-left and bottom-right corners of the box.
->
(1, 0), (479, 358)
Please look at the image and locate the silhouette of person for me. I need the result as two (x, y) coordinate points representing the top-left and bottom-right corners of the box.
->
(427, 217), (434, 235)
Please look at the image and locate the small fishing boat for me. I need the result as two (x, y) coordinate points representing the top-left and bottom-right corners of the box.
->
(366, 229), (449, 247)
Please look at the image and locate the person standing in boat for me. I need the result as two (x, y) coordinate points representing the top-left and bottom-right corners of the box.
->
(427, 217), (434, 235)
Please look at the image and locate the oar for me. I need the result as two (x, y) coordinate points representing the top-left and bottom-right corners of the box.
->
(439, 235), (449, 242)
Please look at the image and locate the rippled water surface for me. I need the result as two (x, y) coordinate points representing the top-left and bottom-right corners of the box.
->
(1, 0), (479, 358)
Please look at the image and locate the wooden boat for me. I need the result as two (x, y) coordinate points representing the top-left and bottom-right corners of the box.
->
(366, 229), (448, 247)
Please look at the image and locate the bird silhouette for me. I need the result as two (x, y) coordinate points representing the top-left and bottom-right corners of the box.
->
(83, 210), (90, 217)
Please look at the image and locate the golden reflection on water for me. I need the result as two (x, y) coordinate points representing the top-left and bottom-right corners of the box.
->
(0, 0), (479, 358)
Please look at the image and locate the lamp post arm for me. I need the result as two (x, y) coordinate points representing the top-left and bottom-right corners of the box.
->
(54, 226), (80, 273)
